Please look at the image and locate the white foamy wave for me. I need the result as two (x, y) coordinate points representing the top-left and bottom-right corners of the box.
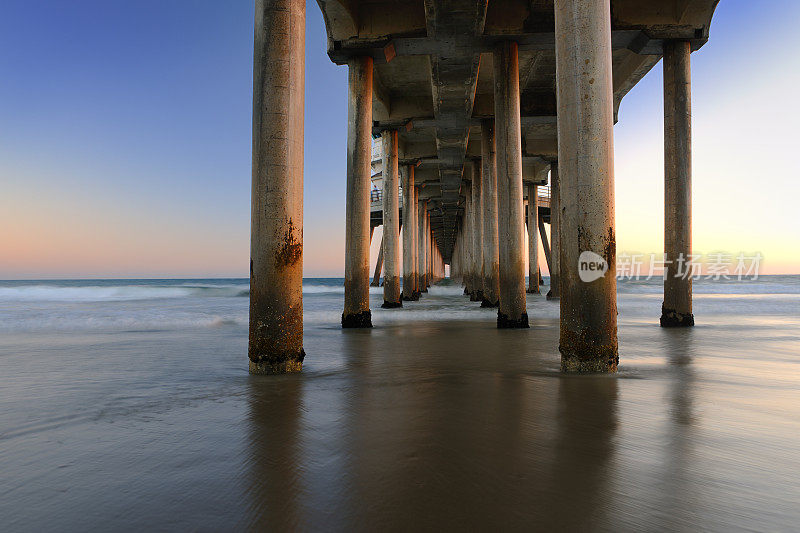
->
(0, 284), (250, 303)
(0, 282), (404, 301)
(301, 284), (388, 294)
(303, 284), (345, 294)
(0, 310), (247, 333)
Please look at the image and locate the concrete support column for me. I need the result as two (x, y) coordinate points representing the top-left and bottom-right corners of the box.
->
(427, 213), (433, 287)
(538, 214), (552, 275)
(428, 214), (434, 286)
(419, 199), (429, 292)
(432, 246), (437, 282)
(402, 165), (419, 301)
(454, 232), (462, 282)
(471, 159), (484, 301)
(527, 183), (540, 294)
(250, 0), (305, 374)
(463, 182), (474, 296)
(460, 220), (466, 286)
(554, 0), (618, 372)
(481, 119), (500, 308)
(381, 129), (402, 308)
(455, 234), (460, 280)
(547, 162), (561, 300)
(342, 56), (374, 328)
(412, 185), (420, 295)
(661, 40), (694, 327)
(371, 239), (383, 287)
(494, 41), (528, 328)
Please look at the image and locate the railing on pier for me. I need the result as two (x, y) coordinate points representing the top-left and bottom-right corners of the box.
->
(371, 180), (549, 211)
(370, 177), (403, 211)
(536, 183), (551, 210)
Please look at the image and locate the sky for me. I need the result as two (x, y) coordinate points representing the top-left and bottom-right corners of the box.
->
(0, 0), (798, 279)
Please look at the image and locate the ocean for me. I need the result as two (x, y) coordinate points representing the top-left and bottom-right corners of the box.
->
(1, 276), (799, 530)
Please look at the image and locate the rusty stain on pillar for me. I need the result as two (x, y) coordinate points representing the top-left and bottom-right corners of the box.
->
(555, 0), (618, 372)
(381, 129), (402, 308)
(480, 119), (500, 308)
(249, 0), (306, 374)
(661, 40), (695, 328)
(342, 56), (374, 328)
(494, 41), (528, 328)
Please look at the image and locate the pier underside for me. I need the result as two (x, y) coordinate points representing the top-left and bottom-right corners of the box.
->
(251, 0), (717, 373)
(320, 0), (717, 261)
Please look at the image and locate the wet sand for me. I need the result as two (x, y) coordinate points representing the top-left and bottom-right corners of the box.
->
(1, 279), (799, 530)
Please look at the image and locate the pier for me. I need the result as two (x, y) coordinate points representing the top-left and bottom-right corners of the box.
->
(250, 0), (718, 374)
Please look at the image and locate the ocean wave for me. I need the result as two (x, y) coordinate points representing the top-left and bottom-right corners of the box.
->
(1, 277), (796, 304)
(0, 311), (248, 333)
(0, 285), (248, 302)
(0, 283), (366, 302)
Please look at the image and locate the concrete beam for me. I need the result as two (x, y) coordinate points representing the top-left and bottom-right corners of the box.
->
(327, 29), (689, 65)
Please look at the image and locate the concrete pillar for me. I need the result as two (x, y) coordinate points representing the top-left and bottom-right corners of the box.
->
(527, 184), (540, 294)
(494, 41), (528, 328)
(538, 215), (552, 276)
(402, 166), (419, 301)
(427, 212), (433, 287)
(381, 129), (402, 308)
(451, 236), (458, 281)
(481, 119), (500, 308)
(412, 185), (419, 295)
(342, 56), (374, 328)
(249, 0), (305, 374)
(471, 159), (484, 301)
(661, 40), (694, 328)
(547, 162), (560, 300)
(453, 232), (462, 282)
(432, 246), (437, 282)
(371, 237), (383, 287)
(555, 0), (618, 372)
(462, 182), (474, 296)
(425, 213), (431, 287)
(418, 199), (429, 292)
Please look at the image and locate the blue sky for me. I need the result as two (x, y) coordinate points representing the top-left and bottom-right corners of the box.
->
(0, 0), (798, 278)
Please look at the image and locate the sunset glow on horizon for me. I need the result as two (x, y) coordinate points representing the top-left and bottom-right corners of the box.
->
(1, 0), (798, 279)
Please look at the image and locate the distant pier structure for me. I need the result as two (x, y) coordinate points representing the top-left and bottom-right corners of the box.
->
(250, 0), (718, 374)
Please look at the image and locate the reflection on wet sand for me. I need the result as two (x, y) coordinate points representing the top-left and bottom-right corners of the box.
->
(246, 319), (623, 529)
(660, 328), (699, 531)
(246, 376), (305, 530)
(3, 280), (800, 529)
(544, 376), (618, 531)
